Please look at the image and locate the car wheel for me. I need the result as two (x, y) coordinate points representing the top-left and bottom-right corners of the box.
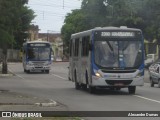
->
(158, 80), (160, 88)
(150, 77), (154, 87)
(45, 70), (49, 74)
(26, 70), (30, 73)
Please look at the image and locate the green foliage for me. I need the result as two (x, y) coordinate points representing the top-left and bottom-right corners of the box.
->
(0, 0), (35, 73)
(0, 0), (35, 49)
(61, 0), (160, 55)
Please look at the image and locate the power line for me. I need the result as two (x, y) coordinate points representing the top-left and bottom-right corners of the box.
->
(28, 3), (80, 9)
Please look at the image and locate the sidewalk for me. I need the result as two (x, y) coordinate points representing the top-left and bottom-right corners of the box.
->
(0, 64), (67, 111)
(0, 90), (66, 111)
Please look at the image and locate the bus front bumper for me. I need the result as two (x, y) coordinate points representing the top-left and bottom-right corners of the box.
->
(26, 65), (51, 71)
(91, 76), (144, 87)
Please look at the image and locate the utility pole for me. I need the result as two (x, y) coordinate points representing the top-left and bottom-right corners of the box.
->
(47, 30), (49, 41)
(63, 0), (64, 9)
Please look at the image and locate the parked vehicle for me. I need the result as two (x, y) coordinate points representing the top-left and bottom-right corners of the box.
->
(51, 55), (54, 61)
(55, 57), (62, 61)
(148, 62), (160, 87)
(145, 54), (157, 68)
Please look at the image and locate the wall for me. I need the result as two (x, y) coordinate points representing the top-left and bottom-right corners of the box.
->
(0, 49), (21, 62)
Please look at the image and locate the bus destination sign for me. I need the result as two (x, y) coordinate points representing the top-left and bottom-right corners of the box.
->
(29, 43), (48, 47)
(101, 32), (135, 37)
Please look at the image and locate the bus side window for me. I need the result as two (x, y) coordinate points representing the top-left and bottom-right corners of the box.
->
(82, 36), (90, 57)
(69, 40), (72, 57)
(74, 38), (79, 57)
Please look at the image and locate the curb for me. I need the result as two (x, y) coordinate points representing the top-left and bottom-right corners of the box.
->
(0, 74), (14, 77)
(0, 66), (15, 77)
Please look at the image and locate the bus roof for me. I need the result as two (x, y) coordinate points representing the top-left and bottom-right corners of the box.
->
(23, 40), (51, 46)
(71, 26), (142, 38)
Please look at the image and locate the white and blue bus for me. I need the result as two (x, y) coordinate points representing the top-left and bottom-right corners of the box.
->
(22, 40), (52, 73)
(68, 26), (144, 94)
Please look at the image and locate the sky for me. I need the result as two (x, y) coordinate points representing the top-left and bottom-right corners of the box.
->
(27, 0), (82, 33)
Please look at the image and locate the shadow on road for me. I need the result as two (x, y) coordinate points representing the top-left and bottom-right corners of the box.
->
(74, 87), (130, 96)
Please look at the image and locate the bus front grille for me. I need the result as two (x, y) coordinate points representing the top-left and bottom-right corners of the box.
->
(101, 69), (136, 73)
(31, 62), (46, 66)
(106, 80), (133, 85)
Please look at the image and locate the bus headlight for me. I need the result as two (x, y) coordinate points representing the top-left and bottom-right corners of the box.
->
(26, 62), (33, 66)
(95, 72), (102, 78)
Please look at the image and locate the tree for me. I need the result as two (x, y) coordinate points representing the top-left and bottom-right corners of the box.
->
(61, 9), (86, 56)
(0, 0), (35, 73)
(0, 29), (14, 74)
(61, 0), (160, 55)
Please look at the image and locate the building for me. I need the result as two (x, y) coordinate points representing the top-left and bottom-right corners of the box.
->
(38, 33), (63, 60)
(28, 25), (63, 60)
(144, 39), (159, 57)
(28, 24), (40, 41)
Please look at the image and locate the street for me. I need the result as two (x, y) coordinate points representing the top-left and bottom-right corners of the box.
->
(0, 62), (160, 120)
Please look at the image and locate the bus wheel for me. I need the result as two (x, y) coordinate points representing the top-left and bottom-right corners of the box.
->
(82, 71), (88, 90)
(75, 81), (80, 90)
(128, 86), (136, 94)
(75, 72), (80, 90)
(89, 86), (96, 94)
(80, 84), (86, 90)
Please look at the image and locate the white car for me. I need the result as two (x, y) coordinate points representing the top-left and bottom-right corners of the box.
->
(51, 55), (54, 61)
(148, 62), (160, 87)
(56, 57), (62, 61)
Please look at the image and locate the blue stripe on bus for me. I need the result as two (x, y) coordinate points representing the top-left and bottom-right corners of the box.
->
(91, 31), (99, 75)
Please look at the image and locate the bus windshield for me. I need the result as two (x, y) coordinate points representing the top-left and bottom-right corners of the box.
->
(94, 39), (143, 69)
(27, 47), (50, 61)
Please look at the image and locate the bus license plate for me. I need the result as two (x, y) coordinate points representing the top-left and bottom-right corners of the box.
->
(114, 83), (124, 86)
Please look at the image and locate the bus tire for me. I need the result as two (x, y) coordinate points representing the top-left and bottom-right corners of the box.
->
(128, 86), (136, 94)
(89, 86), (96, 94)
(82, 71), (88, 90)
(74, 71), (80, 90)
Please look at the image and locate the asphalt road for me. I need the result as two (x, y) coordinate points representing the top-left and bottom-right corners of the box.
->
(0, 62), (160, 120)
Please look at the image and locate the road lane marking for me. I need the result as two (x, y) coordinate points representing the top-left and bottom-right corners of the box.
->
(51, 74), (67, 80)
(134, 95), (160, 104)
(8, 68), (25, 80)
(15, 74), (25, 80)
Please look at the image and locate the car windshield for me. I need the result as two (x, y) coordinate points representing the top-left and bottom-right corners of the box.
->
(94, 39), (143, 69)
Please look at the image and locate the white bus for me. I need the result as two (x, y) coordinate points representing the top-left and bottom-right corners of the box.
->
(22, 41), (52, 73)
(68, 26), (144, 94)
